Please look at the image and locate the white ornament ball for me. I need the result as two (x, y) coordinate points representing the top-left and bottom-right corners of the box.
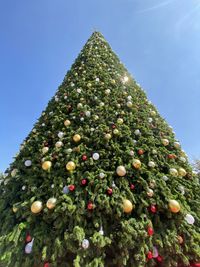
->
(82, 239), (89, 249)
(42, 147), (49, 154)
(129, 150), (134, 156)
(127, 95), (132, 100)
(99, 172), (105, 179)
(25, 160), (32, 167)
(162, 175), (169, 181)
(117, 118), (123, 124)
(152, 149), (157, 154)
(180, 157), (186, 163)
(134, 129), (141, 135)
(174, 142), (180, 149)
(148, 161), (156, 168)
(162, 139), (169, 146)
(93, 153), (100, 160)
(77, 88), (82, 93)
(58, 132), (64, 138)
(148, 117), (153, 123)
(127, 101), (133, 108)
(170, 168), (178, 177)
(66, 148), (72, 154)
(85, 111), (91, 117)
(185, 214), (195, 225)
(55, 141), (63, 148)
(105, 89), (111, 95)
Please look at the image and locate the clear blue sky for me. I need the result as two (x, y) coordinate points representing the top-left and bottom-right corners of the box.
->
(1, 0), (200, 172)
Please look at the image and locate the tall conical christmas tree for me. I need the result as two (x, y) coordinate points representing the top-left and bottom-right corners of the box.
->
(0, 32), (200, 267)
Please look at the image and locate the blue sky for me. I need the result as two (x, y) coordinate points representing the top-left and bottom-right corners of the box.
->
(0, 0), (200, 172)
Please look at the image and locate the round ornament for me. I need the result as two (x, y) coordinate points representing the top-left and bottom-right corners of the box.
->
(148, 161), (155, 168)
(66, 161), (76, 171)
(180, 156), (186, 163)
(127, 101), (133, 108)
(12, 206), (18, 213)
(11, 168), (18, 177)
(82, 239), (89, 249)
(55, 141), (63, 148)
(147, 188), (154, 197)
(148, 227), (154, 236)
(42, 147), (49, 154)
(85, 111), (91, 117)
(25, 160), (32, 167)
(104, 133), (112, 140)
(113, 129), (119, 135)
(134, 129), (141, 135)
(117, 118), (123, 124)
(178, 168), (187, 177)
(169, 200), (181, 213)
(185, 214), (195, 225)
(58, 131), (64, 138)
(162, 139), (169, 146)
(31, 201), (43, 214)
(105, 89), (111, 95)
(99, 172), (105, 179)
(147, 251), (153, 259)
(169, 168), (178, 177)
(132, 159), (141, 169)
(82, 154), (87, 161)
(162, 175), (169, 181)
(26, 233), (32, 243)
(92, 153), (100, 160)
(153, 246), (159, 258)
(73, 134), (81, 143)
(177, 235), (184, 244)
(46, 197), (57, 209)
(174, 142), (180, 148)
(69, 184), (75, 191)
(64, 119), (71, 126)
(116, 165), (126, 177)
(42, 161), (52, 171)
(63, 185), (69, 194)
(138, 149), (144, 155)
(123, 199), (133, 213)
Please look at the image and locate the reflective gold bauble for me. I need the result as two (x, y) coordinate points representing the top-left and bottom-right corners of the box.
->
(42, 161), (52, 171)
(104, 133), (112, 140)
(64, 119), (71, 126)
(46, 197), (57, 209)
(123, 199), (133, 213)
(73, 134), (81, 143)
(42, 147), (49, 154)
(169, 200), (180, 213)
(147, 188), (154, 197)
(132, 159), (141, 169)
(178, 168), (187, 177)
(162, 139), (169, 146)
(113, 129), (119, 135)
(12, 206), (18, 213)
(117, 118), (123, 124)
(66, 161), (76, 171)
(116, 166), (126, 177)
(31, 201), (43, 214)
(169, 168), (178, 177)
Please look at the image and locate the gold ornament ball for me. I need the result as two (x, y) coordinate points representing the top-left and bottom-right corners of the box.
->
(105, 133), (112, 140)
(117, 118), (124, 124)
(123, 199), (133, 213)
(132, 159), (141, 169)
(178, 168), (187, 177)
(12, 206), (18, 213)
(169, 200), (181, 213)
(42, 161), (52, 171)
(42, 147), (49, 154)
(147, 188), (154, 197)
(169, 168), (178, 177)
(46, 197), (57, 209)
(64, 119), (71, 126)
(31, 201), (43, 214)
(73, 134), (81, 143)
(66, 161), (76, 171)
(162, 138), (169, 146)
(174, 142), (180, 149)
(177, 235), (184, 244)
(113, 129), (119, 135)
(116, 165), (126, 177)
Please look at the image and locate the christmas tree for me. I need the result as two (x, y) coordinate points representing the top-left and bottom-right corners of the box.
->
(0, 32), (200, 267)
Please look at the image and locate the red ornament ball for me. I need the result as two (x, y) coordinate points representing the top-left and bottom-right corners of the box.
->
(81, 179), (87, 186)
(44, 262), (50, 267)
(26, 234), (32, 243)
(138, 149), (144, 155)
(68, 185), (75, 191)
(107, 188), (113, 195)
(87, 202), (94, 210)
(168, 154), (176, 159)
(82, 154), (87, 161)
(147, 227), (154, 236)
(150, 205), (157, 213)
(156, 255), (163, 262)
(111, 124), (116, 129)
(147, 251), (153, 259)
(130, 184), (135, 190)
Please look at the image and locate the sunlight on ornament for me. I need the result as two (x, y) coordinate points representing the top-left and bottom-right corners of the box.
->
(122, 75), (129, 84)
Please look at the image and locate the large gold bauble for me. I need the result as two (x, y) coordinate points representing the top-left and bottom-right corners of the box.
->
(42, 161), (52, 171)
(66, 161), (76, 171)
(64, 119), (71, 126)
(162, 138), (169, 146)
(117, 118), (123, 124)
(46, 197), (57, 209)
(123, 199), (133, 213)
(12, 206), (18, 213)
(178, 168), (187, 177)
(73, 134), (81, 143)
(132, 159), (141, 169)
(31, 201), (43, 214)
(169, 200), (180, 213)
(116, 166), (126, 177)
(104, 133), (112, 140)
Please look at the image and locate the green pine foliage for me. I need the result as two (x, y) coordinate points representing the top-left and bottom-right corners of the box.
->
(0, 32), (200, 267)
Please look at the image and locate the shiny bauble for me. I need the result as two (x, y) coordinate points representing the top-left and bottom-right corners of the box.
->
(132, 159), (141, 169)
(162, 139), (169, 146)
(138, 149), (144, 155)
(107, 188), (113, 195)
(64, 119), (71, 126)
(147, 227), (154, 236)
(69, 184), (75, 191)
(42, 161), (52, 171)
(25, 238), (34, 254)
(82, 239), (89, 249)
(42, 147), (49, 154)
(185, 214), (195, 224)
(58, 131), (64, 138)
(178, 168), (187, 177)
(73, 134), (81, 143)
(92, 153), (100, 160)
(177, 235), (184, 244)
(116, 165), (126, 176)
(150, 110), (156, 116)
(123, 199), (133, 213)
(55, 141), (63, 148)
(169, 168), (178, 177)
(105, 89), (111, 95)
(99, 172), (105, 179)
(180, 156), (186, 163)
(113, 129), (119, 135)
(82, 154), (87, 161)
(63, 185), (69, 194)
(31, 201), (43, 214)
(169, 199), (181, 213)
(148, 161), (155, 168)
(85, 111), (91, 117)
(25, 160), (32, 167)
(174, 142), (180, 149)
(104, 133), (112, 140)
(134, 129), (141, 135)
(12, 206), (18, 213)
(117, 118), (123, 124)
(127, 101), (133, 108)
(11, 168), (18, 177)
(147, 251), (153, 259)
(147, 188), (154, 197)
(66, 161), (76, 171)
(46, 197), (57, 209)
